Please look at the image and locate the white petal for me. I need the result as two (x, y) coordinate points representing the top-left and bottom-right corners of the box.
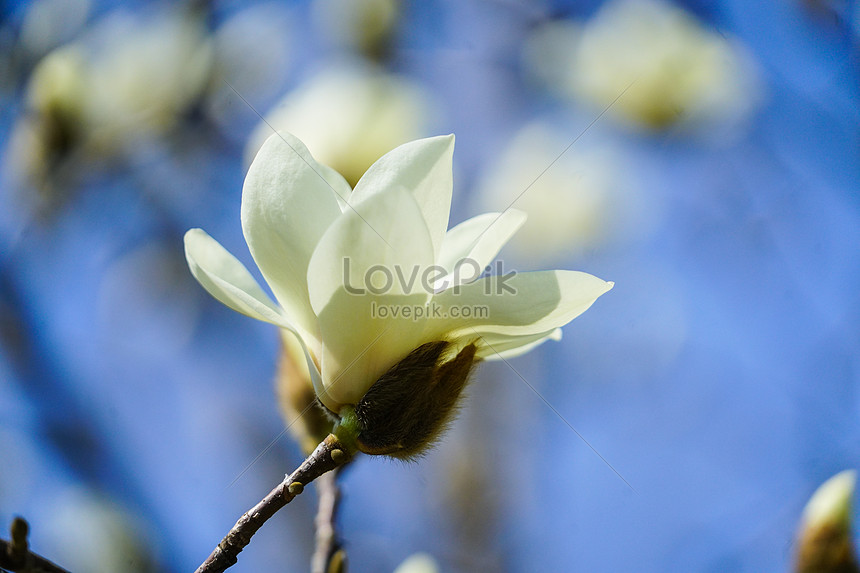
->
(803, 470), (856, 531)
(241, 131), (349, 339)
(435, 209), (527, 288)
(470, 328), (562, 360)
(307, 187), (436, 411)
(349, 134), (454, 260)
(184, 228), (324, 391)
(185, 228), (287, 326)
(432, 270), (613, 338)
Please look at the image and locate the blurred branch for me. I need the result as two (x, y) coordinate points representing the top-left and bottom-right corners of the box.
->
(311, 470), (346, 573)
(0, 517), (71, 573)
(195, 434), (353, 573)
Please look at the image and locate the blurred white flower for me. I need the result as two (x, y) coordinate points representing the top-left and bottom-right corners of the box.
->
(802, 470), (855, 532)
(474, 121), (652, 263)
(8, 6), (214, 200)
(393, 552), (440, 573)
(26, 46), (88, 120)
(245, 64), (434, 186)
(311, 0), (400, 58)
(42, 487), (157, 573)
(5, 46), (88, 195)
(205, 3), (293, 136)
(186, 132), (612, 416)
(23, 6), (212, 157)
(530, 0), (760, 134)
(18, 0), (91, 57)
(80, 9), (213, 150)
(795, 470), (858, 572)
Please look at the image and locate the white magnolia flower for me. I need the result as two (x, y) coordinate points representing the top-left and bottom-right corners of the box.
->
(9, 7), (212, 198)
(245, 65), (433, 187)
(568, 0), (759, 132)
(801, 470), (856, 533)
(185, 132), (612, 416)
(795, 470), (858, 572)
(82, 9), (213, 148)
(393, 552), (439, 573)
(25, 7), (212, 153)
(311, 0), (400, 58)
(474, 121), (649, 263)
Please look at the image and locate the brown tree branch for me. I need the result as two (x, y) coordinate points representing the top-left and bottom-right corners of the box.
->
(0, 517), (71, 573)
(194, 433), (353, 573)
(311, 470), (346, 573)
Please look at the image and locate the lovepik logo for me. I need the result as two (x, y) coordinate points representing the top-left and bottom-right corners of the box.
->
(342, 258), (518, 296)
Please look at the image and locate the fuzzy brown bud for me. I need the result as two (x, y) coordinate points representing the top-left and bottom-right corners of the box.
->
(353, 340), (479, 460)
(795, 471), (860, 573)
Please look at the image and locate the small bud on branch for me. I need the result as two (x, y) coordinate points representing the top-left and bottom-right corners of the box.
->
(194, 433), (354, 573)
(0, 516), (71, 573)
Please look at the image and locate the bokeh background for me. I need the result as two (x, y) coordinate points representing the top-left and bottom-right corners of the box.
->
(1, 0), (858, 571)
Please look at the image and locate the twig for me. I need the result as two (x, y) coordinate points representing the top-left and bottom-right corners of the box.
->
(311, 470), (346, 573)
(0, 517), (72, 573)
(195, 433), (353, 573)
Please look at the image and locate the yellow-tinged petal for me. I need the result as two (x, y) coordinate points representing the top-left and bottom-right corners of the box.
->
(432, 270), (613, 338)
(435, 209), (527, 287)
(241, 131), (349, 340)
(472, 328), (563, 360)
(185, 228), (286, 326)
(184, 229), (323, 388)
(795, 470), (858, 573)
(802, 470), (856, 533)
(307, 186), (435, 411)
(350, 134), (454, 260)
